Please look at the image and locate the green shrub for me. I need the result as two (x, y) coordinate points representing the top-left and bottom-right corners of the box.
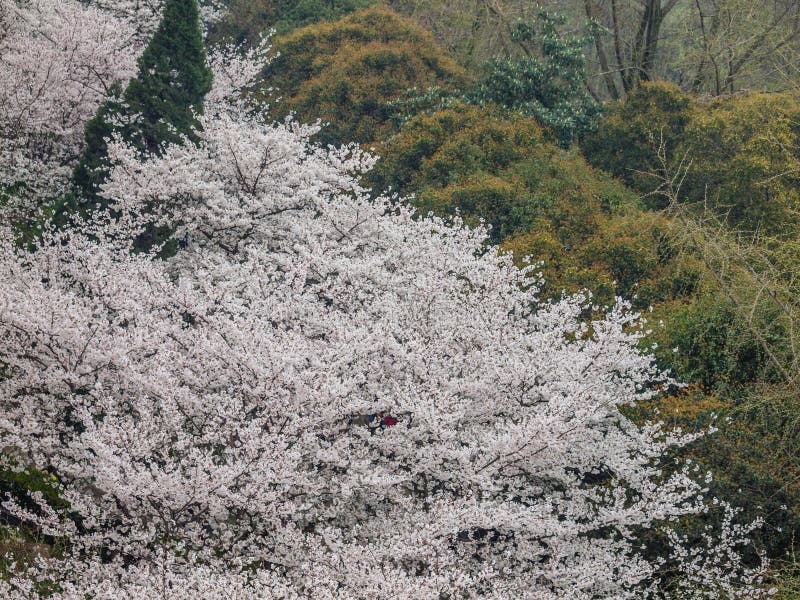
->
(582, 84), (800, 234)
(259, 7), (471, 147)
(580, 82), (693, 206)
(628, 388), (800, 566)
(683, 93), (800, 234)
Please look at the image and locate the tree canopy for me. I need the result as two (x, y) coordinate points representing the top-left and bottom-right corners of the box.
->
(259, 7), (470, 146)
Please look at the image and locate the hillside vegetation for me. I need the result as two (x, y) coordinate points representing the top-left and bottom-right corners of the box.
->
(2, 0), (800, 596)
(256, 7), (470, 146)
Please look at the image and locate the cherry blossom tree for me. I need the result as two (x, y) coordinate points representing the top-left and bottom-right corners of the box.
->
(0, 53), (772, 598)
(0, 0), (153, 204)
(0, 0), (221, 220)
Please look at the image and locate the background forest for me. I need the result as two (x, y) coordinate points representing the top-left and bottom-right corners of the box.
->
(3, 0), (800, 596)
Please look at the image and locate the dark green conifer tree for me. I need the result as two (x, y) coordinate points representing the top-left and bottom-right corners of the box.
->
(66, 0), (212, 218)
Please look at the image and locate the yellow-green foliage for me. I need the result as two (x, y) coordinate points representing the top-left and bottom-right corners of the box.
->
(684, 93), (800, 234)
(370, 103), (696, 306)
(630, 387), (800, 565)
(772, 566), (800, 599)
(583, 83), (800, 234)
(584, 84), (800, 394)
(580, 82), (694, 204)
(260, 7), (471, 146)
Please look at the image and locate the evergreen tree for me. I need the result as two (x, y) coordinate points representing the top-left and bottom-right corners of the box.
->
(68, 0), (212, 216)
(471, 11), (600, 147)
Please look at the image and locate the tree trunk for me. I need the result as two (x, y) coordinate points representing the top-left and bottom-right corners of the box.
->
(583, 0), (621, 99)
